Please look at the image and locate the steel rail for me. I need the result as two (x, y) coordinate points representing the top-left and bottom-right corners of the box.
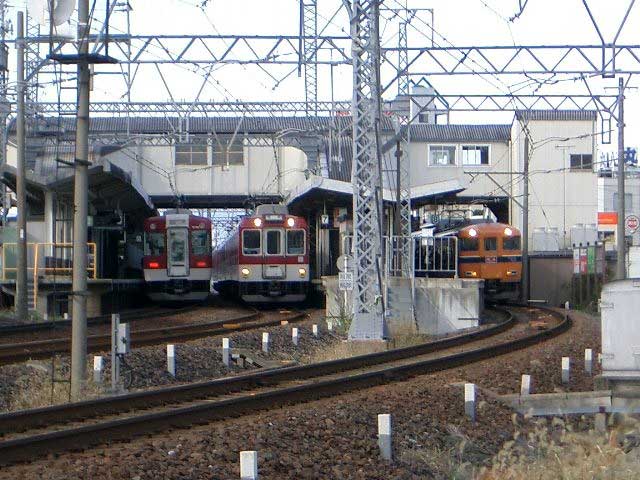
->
(0, 311), (307, 365)
(0, 306), (568, 465)
(0, 307), (571, 464)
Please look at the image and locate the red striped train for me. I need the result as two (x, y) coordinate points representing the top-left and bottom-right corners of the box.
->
(213, 205), (309, 303)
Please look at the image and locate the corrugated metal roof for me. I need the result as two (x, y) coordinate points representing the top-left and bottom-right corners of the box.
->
(515, 110), (597, 122)
(409, 124), (511, 143)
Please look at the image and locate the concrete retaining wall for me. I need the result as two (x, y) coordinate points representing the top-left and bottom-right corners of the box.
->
(322, 276), (483, 337)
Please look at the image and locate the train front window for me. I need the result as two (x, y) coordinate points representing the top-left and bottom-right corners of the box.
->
(145, 232), (165, 256)
(266, 230), (282, 255)
(503, 236), (521, 250)
(168, 230), (187, 264)
(242, 230), (261, 255)
(459, 237), (479, 252)
(191, 230), (210, 256)
(286, 230), (305, 255)
(484, 237), (497, 251)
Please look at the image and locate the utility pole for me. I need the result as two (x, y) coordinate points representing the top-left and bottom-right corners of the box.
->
(616, 76), (626, 280)
(71, 0), (91, 399)
(522, 134), (530, 303)
(15, 12), (27, 321)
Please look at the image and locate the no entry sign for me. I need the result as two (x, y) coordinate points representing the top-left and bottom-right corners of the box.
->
(626, 215), (640, 234)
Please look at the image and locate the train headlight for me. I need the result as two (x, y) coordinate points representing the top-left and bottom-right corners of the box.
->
(298, 267), (307, 277)
(241, 267), (251, 277)
(253, 218), (262, 227)
(507, 270), (518, 276)
(287, 217), (295, 227)
(468, 228), (477, 237)
(465, 271), (478, 277)
(504, 227), (513, 236)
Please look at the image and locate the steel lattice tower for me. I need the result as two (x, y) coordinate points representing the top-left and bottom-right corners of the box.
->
(348, 0), (386, 340)
(301, 0), (318, 115)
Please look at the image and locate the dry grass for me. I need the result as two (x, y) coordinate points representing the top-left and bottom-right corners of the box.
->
(478, 416), (640, 480)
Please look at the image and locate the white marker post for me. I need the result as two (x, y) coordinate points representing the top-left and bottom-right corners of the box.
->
(240, 451), (258, 480)
(292, 327), (299, 346)
(377, 414), (392, 461)
(327, 319), (333, 332)
(93, 356), (103, 383)
(312, 324), (319, 337)
(564, 301), (570, 310)
(520, 374), (531, 396)
(585, 349), (593, 375)
(262, 332), (269, 353)
(562, 357), (570, 384)
(597, 352), (603, 364)
(222, 338), (231, 366)
(63, 312), (69, 320)
(464, 383), (476, 421)
(167, 344), (176, 377)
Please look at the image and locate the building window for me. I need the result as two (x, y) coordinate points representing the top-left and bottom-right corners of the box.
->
(570, 153), (593, 171)
(429, 145), (456, 166)
(212, 138), (244, 166)
(461, 145), (489, 166)
(175, 138), (208, 166)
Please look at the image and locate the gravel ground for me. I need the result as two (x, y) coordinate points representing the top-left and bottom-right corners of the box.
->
(0, 309), (334, 411)
(0, 308), (604, 479)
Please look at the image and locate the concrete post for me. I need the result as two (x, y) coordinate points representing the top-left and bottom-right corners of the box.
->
(240, 450), (258, 480)
(312, 324), (319, 337)
(561, 357), (570, 384)
(595, 413), (607, 433)
(261, 332), (269, 353)
(464, 383), (476, 421)
(167, 344), (176, 377)
(63, 312), (69, 320)
(377, 413), (392, 461)
(616, 76), (626, 280)
(564, 301), (570, 310)
(93, 356), (103, 383)
(327, 319), (333, 331)
(585, 349), (593, 375)
(292, 327), (299, 346)
(520, 374), (531, 396)
(110, 313), (120, 392)
(15, 11), (27, 322)
(598, 352), (603, 364)
(222, 338), (230, 366)
(70, 0), (92, 401)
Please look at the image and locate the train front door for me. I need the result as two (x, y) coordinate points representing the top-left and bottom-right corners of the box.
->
(167, 228), (189, 277)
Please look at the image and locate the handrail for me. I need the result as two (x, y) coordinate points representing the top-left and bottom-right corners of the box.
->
(0, 242), (97, 310)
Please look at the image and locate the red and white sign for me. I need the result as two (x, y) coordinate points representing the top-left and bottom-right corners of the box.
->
(598, 212), (618, 225)
(626, 215), (640, 234)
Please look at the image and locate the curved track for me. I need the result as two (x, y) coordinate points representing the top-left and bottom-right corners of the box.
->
(0, 309), (307, 365)
(0, 306), (570, 465)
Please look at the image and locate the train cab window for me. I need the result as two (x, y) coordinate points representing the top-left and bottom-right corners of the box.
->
(503, 236), (521, 250)
(168, 230), (187, 264)
(266, 230), (282, 255)
(459, 237), (479, 252)
(286, 230), (305, 255)
(145, 232), (165, 256)
(242, 230), (261, 255)
(484, 237), (497, 251)
(191, 230), (211, 256)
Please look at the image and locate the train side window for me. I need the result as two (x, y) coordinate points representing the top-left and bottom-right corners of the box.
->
(191, 230), (211, 256)
(503, 236), (521, 250)
(484, 237), (497, 251)
(459, 237), (479, 252)
(242, 230), (261, 255)
(266, 230), (282, 255)
(287, 230), (305, 255)
(145, 232), (165, 256)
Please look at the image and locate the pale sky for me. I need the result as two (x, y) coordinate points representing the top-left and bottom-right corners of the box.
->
(8, 0), (640, 155)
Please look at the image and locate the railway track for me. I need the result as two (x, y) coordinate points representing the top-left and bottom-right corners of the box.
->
(0, 306), (571, 465)
(0, 310), (307, 365)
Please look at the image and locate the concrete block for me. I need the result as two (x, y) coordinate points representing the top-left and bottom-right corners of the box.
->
(562, 357), (570, 384)
(93, 356), (103, 383)
(465, 383), (476, 421)
(521, 374), (531, 396)
(312, 324), (319, 337)
(595, 413), (607, 432)
(167, 344), (175, 377)
(240, 450), (258, 480)
(222, 338), (231, 367)
(377, 414), (392, 461)
(292, 327), (299, 346)
(262, 332), (269, 353)
(585, 349), (593, 375)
